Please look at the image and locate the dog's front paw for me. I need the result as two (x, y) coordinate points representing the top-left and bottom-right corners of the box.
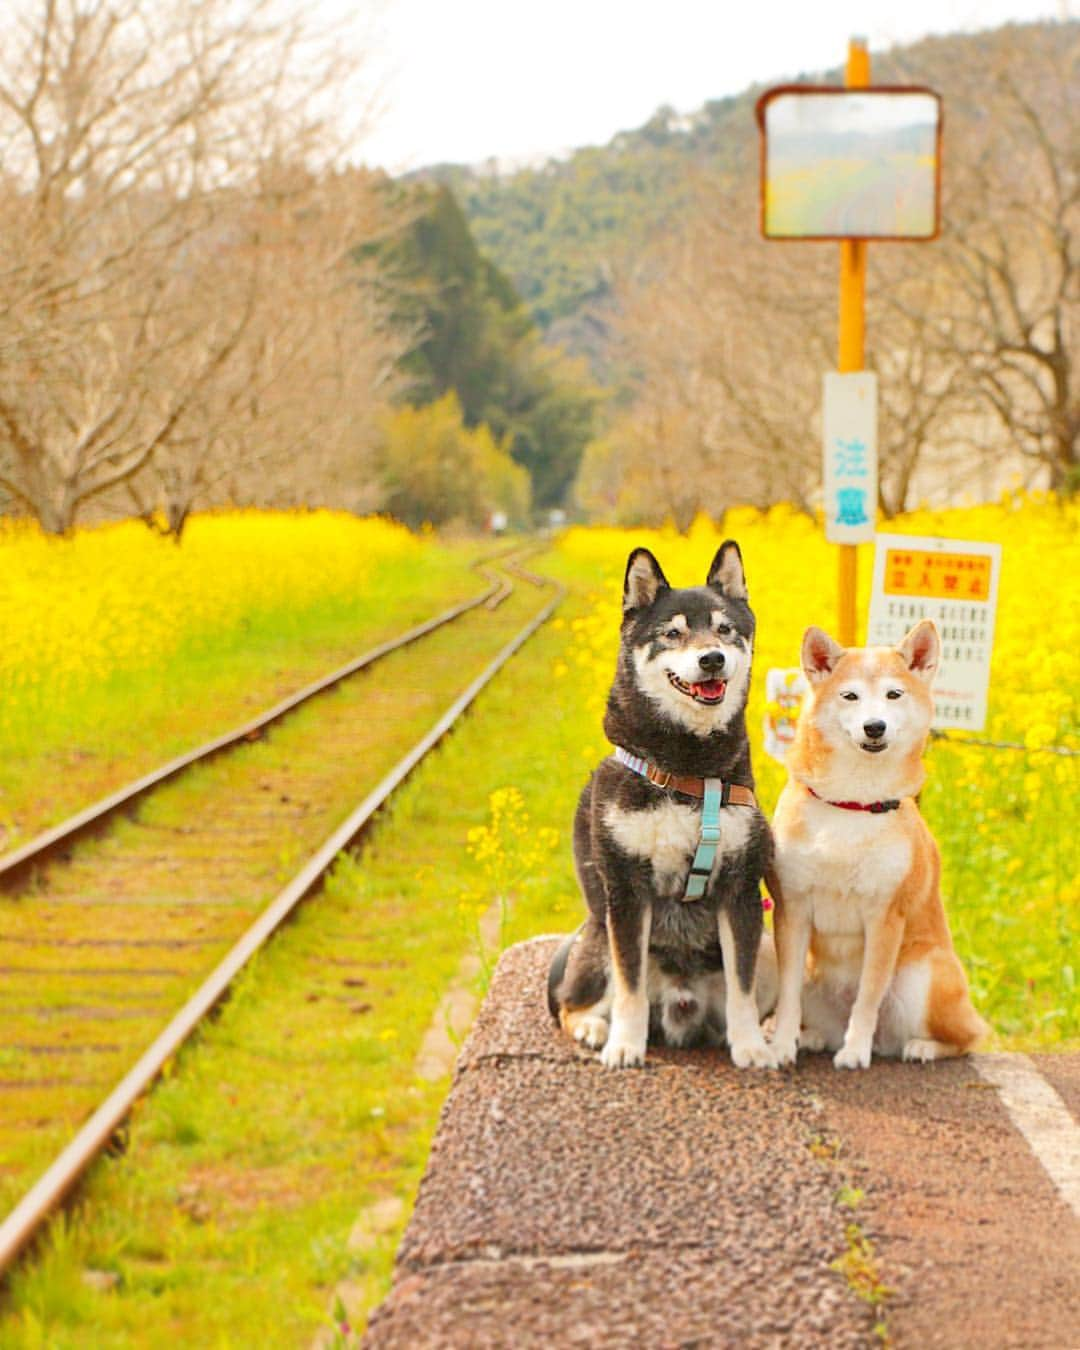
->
(902, 1038), (948, 1062)
(769, 1032), (799, 1068)
(730, 1036), (780, 1070)
(833, 1040), (871, 1071)
(600, 1034), (646, 1069)
(572, 1015), (609, 1050)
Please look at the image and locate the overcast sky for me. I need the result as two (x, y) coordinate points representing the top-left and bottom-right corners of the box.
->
(332, 0), (1068, 173)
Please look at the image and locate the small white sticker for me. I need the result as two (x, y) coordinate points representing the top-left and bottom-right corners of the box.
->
(763, 668), (809, 763)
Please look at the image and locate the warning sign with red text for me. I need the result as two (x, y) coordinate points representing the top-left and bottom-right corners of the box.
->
(867, 534), (1001, 731)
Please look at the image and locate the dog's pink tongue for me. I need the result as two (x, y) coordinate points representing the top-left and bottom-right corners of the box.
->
(692, 679), (726, 701)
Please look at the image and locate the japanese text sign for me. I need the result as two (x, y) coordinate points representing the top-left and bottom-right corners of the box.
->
(823, 372), (877, 543)
(867, 534), (1001, 731)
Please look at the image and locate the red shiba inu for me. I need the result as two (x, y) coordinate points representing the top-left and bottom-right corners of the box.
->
(769, 620), (988, 1070)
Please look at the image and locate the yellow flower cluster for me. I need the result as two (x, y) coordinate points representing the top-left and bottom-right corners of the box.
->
(465, 787), (559, 889)
(461, 786), (560, 924)
(0, 510), (419, 731)
(557, 493), (1080, 808)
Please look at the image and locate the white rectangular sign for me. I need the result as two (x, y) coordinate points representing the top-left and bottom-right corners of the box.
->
(867, 533), (1001, 731)
(823, 371), (877, 544)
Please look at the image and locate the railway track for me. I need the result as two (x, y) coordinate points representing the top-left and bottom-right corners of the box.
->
(0, 545), (561, 1277)
(0, 551), (517, 890)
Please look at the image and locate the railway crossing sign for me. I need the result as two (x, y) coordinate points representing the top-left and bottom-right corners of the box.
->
(867, 533), (1001, 731)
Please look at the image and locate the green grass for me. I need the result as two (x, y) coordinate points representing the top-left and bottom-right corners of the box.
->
(0, 574), (544, 1217)
(920, 742), (1078, 1046)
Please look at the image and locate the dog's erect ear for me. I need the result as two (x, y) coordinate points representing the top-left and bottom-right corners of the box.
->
(706, 540), (747, 600)
(623, 548), (669, 613)
(802, 626), (845, 684)
(898, 619), (940, 684)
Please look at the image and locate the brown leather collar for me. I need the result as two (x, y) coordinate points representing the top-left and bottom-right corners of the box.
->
(614, 748), (757, 808)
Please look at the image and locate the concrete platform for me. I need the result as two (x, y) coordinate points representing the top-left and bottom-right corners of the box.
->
(364, 939), (877, 1348)
(364, 939), (1080, 1348)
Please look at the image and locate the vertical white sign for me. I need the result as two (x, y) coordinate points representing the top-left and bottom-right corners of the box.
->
(867, 533), (1001, 731)
(823, 372), (878, 543)
(763, 668), (809, 764)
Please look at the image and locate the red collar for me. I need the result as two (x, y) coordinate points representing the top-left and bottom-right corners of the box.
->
(807, 786), (901, 814)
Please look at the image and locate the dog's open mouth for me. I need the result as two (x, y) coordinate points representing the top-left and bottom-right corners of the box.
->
(668, 672), (727, 705)
(860, 742), (888, 754)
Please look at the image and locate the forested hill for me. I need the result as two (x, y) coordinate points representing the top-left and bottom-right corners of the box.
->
(416, 94), (750, 367)
(412, 21), (1064, 372)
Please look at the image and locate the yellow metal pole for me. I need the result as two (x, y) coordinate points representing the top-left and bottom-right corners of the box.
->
(836, 37), (870, 647)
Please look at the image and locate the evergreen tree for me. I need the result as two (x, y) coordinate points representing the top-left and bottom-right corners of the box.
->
(369, 184), (599, 509)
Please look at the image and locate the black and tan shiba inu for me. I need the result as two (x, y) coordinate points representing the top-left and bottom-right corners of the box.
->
(769, 621), (989, 1069)
(549, 543), (778, 1070)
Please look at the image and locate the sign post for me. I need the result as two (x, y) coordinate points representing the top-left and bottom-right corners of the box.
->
(756, 43), (942, 647)
(836, 38), (870, 646)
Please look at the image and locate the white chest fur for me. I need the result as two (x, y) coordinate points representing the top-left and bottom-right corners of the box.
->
(603, 797), (752, 899)
(774, 795), (912, 933)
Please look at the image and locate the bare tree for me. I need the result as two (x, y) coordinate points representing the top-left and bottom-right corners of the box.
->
(864, 256), (979, 515)
(881, 22), (1079, 494)
(126, 167), (403, 536)
(590, 24), (1079, 524)
(586, 184), (835, 527)
(943, 33), (1078, 490)
(0, 0), (389, 532)
(579, 23), (1078, 525)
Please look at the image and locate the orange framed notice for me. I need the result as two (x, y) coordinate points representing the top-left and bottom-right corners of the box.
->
(867, 534), (1001, 730)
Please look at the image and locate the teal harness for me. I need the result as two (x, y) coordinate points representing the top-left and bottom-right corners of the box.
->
(613, 747), (738, 902)
(684, 779), (725, 900)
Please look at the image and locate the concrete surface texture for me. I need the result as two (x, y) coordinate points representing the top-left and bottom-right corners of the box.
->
(364, 938), (1080, 1349)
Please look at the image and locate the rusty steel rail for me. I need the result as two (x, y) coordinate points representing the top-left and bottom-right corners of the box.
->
(0, 550), (529, 890)
(0, 556), (562, 1278)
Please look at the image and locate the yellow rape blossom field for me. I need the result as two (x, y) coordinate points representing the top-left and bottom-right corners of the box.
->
(1, 495), (1076, 1054)
(1, 512), (416, 693)
(547, 493), (1080, 1047)
(0, 511), (478, 842)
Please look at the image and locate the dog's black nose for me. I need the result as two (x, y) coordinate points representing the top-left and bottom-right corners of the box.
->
(863, 719), (887, 740)
(698, 649), (726, 673)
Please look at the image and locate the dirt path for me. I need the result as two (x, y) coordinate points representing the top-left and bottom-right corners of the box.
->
(365, 939), (1080, 1349)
